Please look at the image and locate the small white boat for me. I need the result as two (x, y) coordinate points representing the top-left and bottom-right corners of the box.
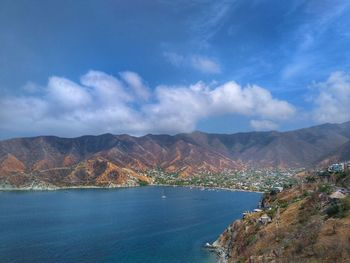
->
(161, 189), (166, 199)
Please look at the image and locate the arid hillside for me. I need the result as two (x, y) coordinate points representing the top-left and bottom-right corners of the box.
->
(213, 171), (350, 263)
(1, 121), (350, 188)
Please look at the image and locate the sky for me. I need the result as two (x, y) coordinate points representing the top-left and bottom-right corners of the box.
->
(1, 0), (350, 139)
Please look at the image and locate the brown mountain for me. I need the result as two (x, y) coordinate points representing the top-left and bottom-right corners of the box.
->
(1, 121), (350, 188)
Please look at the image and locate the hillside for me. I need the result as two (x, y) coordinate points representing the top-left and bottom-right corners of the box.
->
(0, 121), (350, 188)
(212, 171), (350, 263)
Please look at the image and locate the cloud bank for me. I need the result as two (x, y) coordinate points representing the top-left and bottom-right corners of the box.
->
(0, 70), (296, 137)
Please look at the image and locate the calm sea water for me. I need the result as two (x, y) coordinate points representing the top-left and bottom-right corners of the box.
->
(0, 186), (261, 263)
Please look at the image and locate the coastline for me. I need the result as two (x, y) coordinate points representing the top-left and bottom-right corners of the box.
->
(0, 183), (264, 193)
(205, 242), (229, 263)
(156, 184), (264, 193)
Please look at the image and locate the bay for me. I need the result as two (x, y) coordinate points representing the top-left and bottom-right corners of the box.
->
(0, 186), (261, 263)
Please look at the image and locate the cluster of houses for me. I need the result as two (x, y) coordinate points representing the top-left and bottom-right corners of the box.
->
(241, 186), (285, 224)
(328, 161), (350, 173)
(242, 208), (272, 225)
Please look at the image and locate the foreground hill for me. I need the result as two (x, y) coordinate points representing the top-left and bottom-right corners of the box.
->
(213, 171), (350, 263)
(0, 121), (350, 188)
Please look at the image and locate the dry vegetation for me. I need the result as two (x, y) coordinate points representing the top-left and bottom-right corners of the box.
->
(215, 172), (350, 263)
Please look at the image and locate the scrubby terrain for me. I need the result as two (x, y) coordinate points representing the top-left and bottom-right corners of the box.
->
(214, 171), (350, 263)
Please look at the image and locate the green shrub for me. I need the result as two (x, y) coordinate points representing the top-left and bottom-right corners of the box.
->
(325, 204), (340, 217)
(267, 206), (277, 218)
(138, 180), (149, 186)
(246, 234), (257, 245)
(341, 196), (350, 210)
(278, 199), (289, 208)
(318, 184), (332, 194)
(305, 176), (316, 183)
(326, 197), (350, 218)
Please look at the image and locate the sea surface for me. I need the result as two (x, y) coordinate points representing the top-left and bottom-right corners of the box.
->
(0, 186), (261, 263)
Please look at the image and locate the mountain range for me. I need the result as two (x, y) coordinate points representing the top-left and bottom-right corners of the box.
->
(1, 121), (350, 188)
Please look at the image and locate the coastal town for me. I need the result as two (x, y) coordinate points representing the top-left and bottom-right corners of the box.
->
(146, 161), (350, 193)
(233, 160), (350, 225)
(146, 167), (301, 192)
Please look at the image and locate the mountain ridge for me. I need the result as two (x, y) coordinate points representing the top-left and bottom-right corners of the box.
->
(1, 121), (350, 188)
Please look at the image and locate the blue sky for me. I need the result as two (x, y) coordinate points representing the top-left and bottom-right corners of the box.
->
(1, 0), (350, 138)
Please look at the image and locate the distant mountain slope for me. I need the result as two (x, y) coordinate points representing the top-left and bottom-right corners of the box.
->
(183, 122), (350, 167)
(319, 140), (350, 165)
(0, 121), (349, 188)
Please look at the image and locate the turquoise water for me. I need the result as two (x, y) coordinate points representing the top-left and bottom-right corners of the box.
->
(0, 186), (261, 263)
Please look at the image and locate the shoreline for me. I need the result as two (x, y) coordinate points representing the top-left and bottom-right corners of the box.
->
(0, 183), (264, 194)
(205, 243), (229, 263)
(157, 184), (264, 193)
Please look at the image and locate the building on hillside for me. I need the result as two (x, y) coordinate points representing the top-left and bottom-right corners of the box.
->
(258, 214), (272, 224)
(273, 186), (284, 192)
(328, 163), (345, 173)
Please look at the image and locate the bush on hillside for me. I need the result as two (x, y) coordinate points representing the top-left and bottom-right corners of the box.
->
(318, 184), (332, 194)
(326, 196), (350, 218)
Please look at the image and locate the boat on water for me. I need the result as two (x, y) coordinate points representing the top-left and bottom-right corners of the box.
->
(161, 189), (167, 199)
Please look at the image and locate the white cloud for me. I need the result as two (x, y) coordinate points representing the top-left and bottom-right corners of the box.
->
(164, 52), (221, 74)
(312, 71), (350, 123)
(0, 70), (296, 137)
(210, 82), (295, 119)
(119, 71), (150, 100)
(250, 120), (278, 131)
(80, 70), (132, 103)
(48, 77), (91, 109)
